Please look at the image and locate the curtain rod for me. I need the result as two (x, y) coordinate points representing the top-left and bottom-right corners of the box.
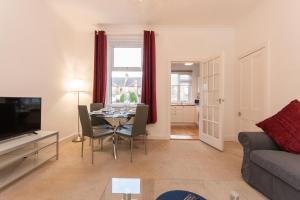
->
(93, 31), (159, 37)
(106, 33), (159, 36)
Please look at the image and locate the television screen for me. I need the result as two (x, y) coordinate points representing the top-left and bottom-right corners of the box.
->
(0, 97), (41, 141)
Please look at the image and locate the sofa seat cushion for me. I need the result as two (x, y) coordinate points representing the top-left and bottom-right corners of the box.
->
(251, 150), (300, 190)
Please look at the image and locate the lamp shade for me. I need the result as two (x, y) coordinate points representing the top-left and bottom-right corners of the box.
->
(68, 79), (86, 92)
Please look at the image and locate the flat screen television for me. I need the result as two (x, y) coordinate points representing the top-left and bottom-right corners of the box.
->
(0, 97), (41, 141)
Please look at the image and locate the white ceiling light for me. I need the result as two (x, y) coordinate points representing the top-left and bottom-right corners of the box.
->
(184, 62), (194, 66)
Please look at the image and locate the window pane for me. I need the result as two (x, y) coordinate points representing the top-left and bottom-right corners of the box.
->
(179, 74), (192, 81)
(171, 86), (178, 103)
(171, 72), (192, 103)
(180, 85), (191, 103)
(111, 71), (142, 104)
(113, 48), (142, 68)
(171, 74), (179, 85)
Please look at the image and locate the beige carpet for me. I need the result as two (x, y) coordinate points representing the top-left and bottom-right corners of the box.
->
(0, 139), (246, 200)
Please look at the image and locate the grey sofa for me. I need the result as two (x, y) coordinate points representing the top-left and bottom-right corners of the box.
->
(238, 132), (300, 200)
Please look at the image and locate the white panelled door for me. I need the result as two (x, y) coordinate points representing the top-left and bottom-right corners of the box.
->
(200, 56), (224, 151)
(239, 48), (267, 132)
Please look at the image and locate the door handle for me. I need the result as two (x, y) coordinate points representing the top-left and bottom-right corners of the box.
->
(238, 112), (242, 117)
(217, 98), (224, 104)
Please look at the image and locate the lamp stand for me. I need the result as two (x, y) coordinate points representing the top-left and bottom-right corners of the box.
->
(72, 91), (85, 143)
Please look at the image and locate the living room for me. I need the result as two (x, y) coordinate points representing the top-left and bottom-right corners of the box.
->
(0, 0), (300, 199)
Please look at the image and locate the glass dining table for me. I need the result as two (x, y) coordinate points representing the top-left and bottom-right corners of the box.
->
(90, 107), (136, 159)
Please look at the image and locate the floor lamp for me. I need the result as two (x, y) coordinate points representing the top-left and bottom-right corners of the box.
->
(70, 79), (86, 143)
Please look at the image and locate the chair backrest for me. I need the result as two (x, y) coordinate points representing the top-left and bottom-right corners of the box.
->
(78, 105), (93, 138)
(90, 103), (103, 112)
(90, 103), (105, 126)
(132, 105), (149, 136)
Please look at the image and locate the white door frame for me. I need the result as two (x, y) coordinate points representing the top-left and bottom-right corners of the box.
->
(167, 59), (201, 138)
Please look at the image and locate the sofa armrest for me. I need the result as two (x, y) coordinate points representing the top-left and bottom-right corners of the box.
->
(238, 132), (279, 151)
(238, 132), (279, 182)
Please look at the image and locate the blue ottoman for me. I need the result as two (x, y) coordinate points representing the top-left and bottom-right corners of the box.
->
(156, 190), (206, 200)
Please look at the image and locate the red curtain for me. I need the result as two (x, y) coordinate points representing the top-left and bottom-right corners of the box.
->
(93, 31), (107, 105)
(142, 30), (157, 124)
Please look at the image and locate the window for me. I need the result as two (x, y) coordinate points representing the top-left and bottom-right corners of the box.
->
(108, 39), (143, 104)
(171, 72), (192, 104)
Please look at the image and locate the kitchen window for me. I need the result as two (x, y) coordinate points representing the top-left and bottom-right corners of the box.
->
(171, 72), (193, 104)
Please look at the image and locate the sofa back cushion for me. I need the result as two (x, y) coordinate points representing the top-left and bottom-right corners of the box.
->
(257, 100), (300, 153)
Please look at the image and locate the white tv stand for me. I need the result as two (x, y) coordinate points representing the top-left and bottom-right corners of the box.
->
(0, 131), (59, 189)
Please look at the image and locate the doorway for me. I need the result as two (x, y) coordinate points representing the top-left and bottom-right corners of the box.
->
(170, 61), (201, 140)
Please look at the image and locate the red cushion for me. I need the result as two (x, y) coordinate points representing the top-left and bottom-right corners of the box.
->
(256, 100), (300, 153)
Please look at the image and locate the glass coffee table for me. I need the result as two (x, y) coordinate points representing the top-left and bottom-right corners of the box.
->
(100, 178), (267, 200)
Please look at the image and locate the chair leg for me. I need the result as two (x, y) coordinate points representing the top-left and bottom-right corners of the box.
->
(144, 134), (147, 155)
(81, 139), (84, 158)
(100, 138), (103, 151)
(91, 138), (94, 165)
(130, 137), (133, 162)
(113, 135), (117, 160)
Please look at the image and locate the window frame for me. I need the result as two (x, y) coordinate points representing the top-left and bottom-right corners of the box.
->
(107, 36), (143, 105)
(171, 71), (193, 104)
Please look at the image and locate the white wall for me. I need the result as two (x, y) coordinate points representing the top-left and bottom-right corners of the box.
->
(0, 1), (238, 141)
(0, 0), (93, 140)
(236, 0), (300, 133)
(102, 25), (236, 140)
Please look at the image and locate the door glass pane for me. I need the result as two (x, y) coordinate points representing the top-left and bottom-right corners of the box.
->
(214, 107), (219, 122)
(214, 61), (219, 74)
(208, 77), (213, 90)
(208, 92), (214, 105)
(203, 120), (208, 134)
(203, 92), (208, 105)
(204, 64), (208, 77)
(208, 107), (213, 121)
(214, 91), (219, 106)
(203, 78), (208, 91)
(214, 74), (219, 90)
(214, 123), (219, 138)
(209, 62), (214, 76)
(203, 106), (208, 119)
(208, 122), (213, 136)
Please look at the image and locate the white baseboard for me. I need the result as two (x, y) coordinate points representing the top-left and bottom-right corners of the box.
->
(59, 133), (76, 144)
(147, 135), (170, 140)
(224, 134), (237, 142)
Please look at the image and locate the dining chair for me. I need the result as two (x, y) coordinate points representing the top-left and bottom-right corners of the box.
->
(119, 103), (145, 129)
(90, 103), (112, 128)
(115, 104), (149, 162)
(78, 105), (114, 164)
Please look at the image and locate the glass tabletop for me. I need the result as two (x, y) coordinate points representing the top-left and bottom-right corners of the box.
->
(90, 111), (135, 119)
(99, 178), (267, 200)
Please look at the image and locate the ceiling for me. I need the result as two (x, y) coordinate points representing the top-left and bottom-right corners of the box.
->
(45, 0), (260, 30)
